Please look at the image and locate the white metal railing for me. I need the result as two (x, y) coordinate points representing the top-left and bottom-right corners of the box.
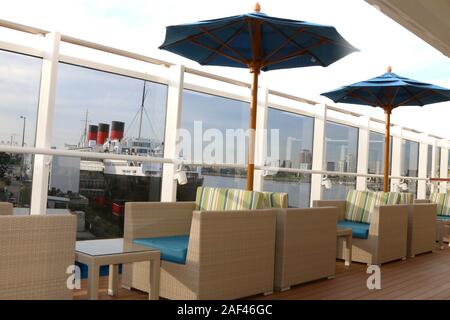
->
(0, 145), (428, 183)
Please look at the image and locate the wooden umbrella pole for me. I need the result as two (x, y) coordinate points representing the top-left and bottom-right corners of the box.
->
(247, 68), (260, 191)
(247, 11), (262, 191)
(383, 108), (392, 192)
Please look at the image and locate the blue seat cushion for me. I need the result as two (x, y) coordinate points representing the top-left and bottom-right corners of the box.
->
(337, 220), (370, 239)
(133, 235), (189, 265)
(437, 215), (450, 221)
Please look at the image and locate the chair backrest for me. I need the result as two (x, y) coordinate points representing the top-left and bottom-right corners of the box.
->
(0, 202), (13, 215)
(195, 187), (265, 211)
(0, 214), (77, 300)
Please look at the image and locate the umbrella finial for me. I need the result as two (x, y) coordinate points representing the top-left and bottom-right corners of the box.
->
(254, 2), (261, 12)
(387, 66), (392, 73)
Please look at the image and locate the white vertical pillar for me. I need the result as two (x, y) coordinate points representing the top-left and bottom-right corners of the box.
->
(30, 32), (61, 215)
(439, 143), (448, 193)
(161, 65), (185, 202)
(310, 104), (326, 205)
(430, 141), (438, 193)
(390, 126), (403, 191)
(356, 116), (370, 191)
(417, 134), (428, 199)
(253, 86), (269, 192)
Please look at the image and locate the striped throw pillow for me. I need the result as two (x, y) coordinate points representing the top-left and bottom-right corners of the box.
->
(374, 192), (400, 206)
(345, 190), (374, 224)
(430, 192), (447, 215)
(442, 192), (450, 216)
(224, 189), (264, 210)
(195, 187), (264, 211)
(262, 192), (289, 208)
(399, 193), (414, 205)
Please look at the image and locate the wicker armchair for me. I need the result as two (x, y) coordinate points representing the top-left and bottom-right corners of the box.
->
(313, 200), (408, 265)
(0, 215), (77, 300)
(122, 202), (277, 300)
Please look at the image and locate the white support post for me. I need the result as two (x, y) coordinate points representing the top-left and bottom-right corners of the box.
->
(390, 126), (403, 192)
(253, 86), (269, 192)
(310, 104), (326, 206)
(439, 143), (448, 193)
(161, 65), (185, 202)
(417, 135), (428, 199)
(430, 141), (438, 193)
(30, 32), (61, 215)
(356, 116), (370, 191)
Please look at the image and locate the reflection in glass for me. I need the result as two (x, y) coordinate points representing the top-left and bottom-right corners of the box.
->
(367, 131), (392, 191)
(401, 139), (419, 196)
(323, 122), (358, 200)
(264, 108), (314, 207)
(0, 50), (42, 209)
(177, 90), (249, 201)
(52, 64), (169, 238)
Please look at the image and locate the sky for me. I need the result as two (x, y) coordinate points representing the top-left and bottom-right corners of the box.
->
(0, 0), (449, 140)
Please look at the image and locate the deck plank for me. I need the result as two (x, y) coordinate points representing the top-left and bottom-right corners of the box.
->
(73, 247), (450, 300)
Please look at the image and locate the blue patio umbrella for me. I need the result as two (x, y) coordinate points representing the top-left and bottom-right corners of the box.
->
(322, 67), (450, 192)
(159, 3), (358, 190)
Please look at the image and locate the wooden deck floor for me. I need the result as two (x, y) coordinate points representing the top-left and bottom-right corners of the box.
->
(74, 246), (450, 300)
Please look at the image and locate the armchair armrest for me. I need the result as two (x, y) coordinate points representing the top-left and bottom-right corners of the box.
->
(313, 200), (346, 221)
(124, 202), (196, 240)
(369, 205), (408, 263)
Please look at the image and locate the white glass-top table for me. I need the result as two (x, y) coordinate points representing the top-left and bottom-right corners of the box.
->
(75, 238), (160, 300)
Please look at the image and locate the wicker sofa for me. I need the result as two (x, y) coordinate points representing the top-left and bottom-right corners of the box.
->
(0, 202), (13, 215)
(122, 194), (278, 300)
(314, 191), (411, 265)
(0, 214), (77, 300)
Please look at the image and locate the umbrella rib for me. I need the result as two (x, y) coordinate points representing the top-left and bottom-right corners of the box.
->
(398, 88), (432, 106)
(261, 27), (307, 65)
(263, 39), (327, 67)
(201, 24), (246, 65)
(188, 37), (247, 66)
(302, 30), (356, 51)
(198, 27), (249, 64)
(160, 20), (242, 49)
(362, 88), (385, 107)
(390, 87), (401, 106)
(347, 91), (378, 107)
(264, 22), (325, 67)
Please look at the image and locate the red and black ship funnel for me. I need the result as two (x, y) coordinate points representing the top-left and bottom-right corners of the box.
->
(88, 125), (98, 147)
(97, 123), (110, 145)
(110, 121), (125, 141)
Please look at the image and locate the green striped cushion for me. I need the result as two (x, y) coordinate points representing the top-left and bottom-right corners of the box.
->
(195, 187), (264, 211)
(262, 192), (289, 208)
(374, 192), (400, 206)
(430, 192), (447, 215)
(345, 190), (374, 224)
(440, 192), (450, 216)
(399, 193), (414, 205)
